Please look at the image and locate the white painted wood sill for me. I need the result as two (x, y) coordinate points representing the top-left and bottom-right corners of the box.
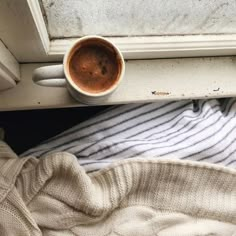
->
(0, 56), (236, 111)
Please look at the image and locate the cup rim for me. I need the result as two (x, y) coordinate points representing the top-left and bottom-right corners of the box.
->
(63, 35), (125, 97)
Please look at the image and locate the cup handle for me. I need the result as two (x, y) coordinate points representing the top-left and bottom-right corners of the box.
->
(33, 65), (67, 87)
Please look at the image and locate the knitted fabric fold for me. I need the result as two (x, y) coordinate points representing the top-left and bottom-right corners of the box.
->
(0, 141), (235, 235)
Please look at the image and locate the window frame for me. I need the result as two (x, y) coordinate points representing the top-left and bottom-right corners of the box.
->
(2, 0), (236, 63)
(36, 0), (236, 60)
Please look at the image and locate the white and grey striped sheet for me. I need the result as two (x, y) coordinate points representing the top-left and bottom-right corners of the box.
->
(22, 99), (236, 172)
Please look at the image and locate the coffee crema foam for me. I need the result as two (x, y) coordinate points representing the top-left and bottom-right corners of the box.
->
(69, 44), (120, 94)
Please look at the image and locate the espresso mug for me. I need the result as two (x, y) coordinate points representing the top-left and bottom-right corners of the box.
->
(33, 36), (125, 104)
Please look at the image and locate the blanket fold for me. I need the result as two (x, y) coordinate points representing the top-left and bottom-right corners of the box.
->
(0, 141), (235, 235)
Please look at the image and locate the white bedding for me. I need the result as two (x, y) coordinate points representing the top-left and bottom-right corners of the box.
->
(23, 99), (236, 172)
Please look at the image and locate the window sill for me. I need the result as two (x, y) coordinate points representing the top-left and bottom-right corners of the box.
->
(0, 56), (236, 111)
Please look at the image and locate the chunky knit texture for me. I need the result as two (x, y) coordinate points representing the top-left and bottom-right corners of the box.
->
(0, 141), (235, 235)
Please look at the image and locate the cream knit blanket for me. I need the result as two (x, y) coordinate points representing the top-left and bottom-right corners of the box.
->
(0, 141), (235, 235)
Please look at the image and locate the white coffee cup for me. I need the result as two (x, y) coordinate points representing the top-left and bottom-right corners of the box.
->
(33, 36), (125, 104)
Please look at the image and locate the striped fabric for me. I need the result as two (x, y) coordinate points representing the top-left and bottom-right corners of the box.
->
(22, 98), (236, 172)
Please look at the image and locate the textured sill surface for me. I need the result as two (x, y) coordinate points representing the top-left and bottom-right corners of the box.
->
(0, 57), (236, 111)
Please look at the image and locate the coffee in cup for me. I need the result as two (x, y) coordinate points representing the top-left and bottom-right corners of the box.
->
(68, 38), (121, 94)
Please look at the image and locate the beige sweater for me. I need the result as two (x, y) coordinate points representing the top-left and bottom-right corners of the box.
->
(0, 141), (235, 235)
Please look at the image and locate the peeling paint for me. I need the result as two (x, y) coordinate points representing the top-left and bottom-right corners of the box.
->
(152, 91), (170, 96)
